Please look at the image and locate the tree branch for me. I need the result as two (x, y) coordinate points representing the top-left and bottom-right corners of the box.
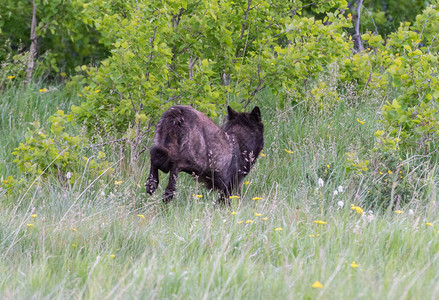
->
(353, 0), (364, 53)
(25, 0), (38, 85)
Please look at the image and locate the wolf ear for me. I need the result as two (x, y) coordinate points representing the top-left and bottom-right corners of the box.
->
(227, 106), (237, 119)
(250, 106), (261, 122)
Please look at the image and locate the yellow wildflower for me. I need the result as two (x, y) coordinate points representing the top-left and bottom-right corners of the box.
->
(243, 181), (250, 185)
(245, 220), (253, 224)
(27, 224), (34, 228)
(137, 214), (146, 219)
(388, 170), (392, 174)
(229, 195), (240, 199)
(60, 72), (67, 77)
(192, 194), (203, 199)
(284, 149), (294, 154)
(274, 227), (283, 231)
(31, 214), (37, 218)
(357, 118), (365, 125)
(95, 89), (101, 93)
(39, 88), (48, 93)
(72, 228), (77, 232)
(312, 281), (323, 289)
(72, 243), (77, 248)
(380, 172), (383, 175)
(254, 213), (263, 217)
(426, 223), (433, 226)
(231, 211), (237, 215)
(308, 234), (315, 237)
(394, 210), (403, 214)
(327, 164), (330, 168)
(114, 180), (123, 185)
(237, 220), (244, 224)
(263, 217), (268, 221)
(351, 205), (364, 215)
(356, 207), (364, 215)
(314, 220), (327, 225)
(260, 152), (266, 157)
(350, 261), (359, 268)
(7, 75), (15, 79)
(110, 254), (115, 258)
(252, 197), (262, 201)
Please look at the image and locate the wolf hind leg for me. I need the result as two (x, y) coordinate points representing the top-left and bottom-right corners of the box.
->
(218, 185), (233, 207)
(162, 167), (179, 203)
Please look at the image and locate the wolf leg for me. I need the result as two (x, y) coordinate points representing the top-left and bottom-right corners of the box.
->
(163, 167), (179, 203)
(218, 187), (232, 206)
(145, 163), (159, 195)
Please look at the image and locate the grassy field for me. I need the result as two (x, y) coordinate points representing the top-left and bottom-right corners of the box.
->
(1, 83), (439, 299)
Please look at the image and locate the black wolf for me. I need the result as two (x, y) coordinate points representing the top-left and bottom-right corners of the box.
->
(145, 105), (264, 204)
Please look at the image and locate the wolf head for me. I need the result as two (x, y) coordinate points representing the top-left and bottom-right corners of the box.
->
(223, 106), (264, 158)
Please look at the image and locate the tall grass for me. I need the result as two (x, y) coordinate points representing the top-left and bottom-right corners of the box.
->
(1, 83), (439, 299)
(0, 82), (77, 177)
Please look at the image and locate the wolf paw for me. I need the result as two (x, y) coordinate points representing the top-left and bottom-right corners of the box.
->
(145, 178), (158, 195)
(162, 191), (175, 203)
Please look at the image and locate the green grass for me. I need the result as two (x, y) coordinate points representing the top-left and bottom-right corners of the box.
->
(1, 83), (439, 299)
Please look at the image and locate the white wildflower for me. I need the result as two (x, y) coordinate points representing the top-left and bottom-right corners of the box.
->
(318, 178), (324, 188)
(65, 172), (72, 179)
(337, 200), (344, 208)
(333, 190), (339, 196)
(367, 214), (375, 222)
(338, 185), (344, 193)
(408, 209), (414, 215)
(100, 191), (105, 197)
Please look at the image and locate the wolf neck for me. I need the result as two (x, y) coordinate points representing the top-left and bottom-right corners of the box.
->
(227, 132), (255, 178)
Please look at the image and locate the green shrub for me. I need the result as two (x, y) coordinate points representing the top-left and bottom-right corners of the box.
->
(10, 110), (112, 186)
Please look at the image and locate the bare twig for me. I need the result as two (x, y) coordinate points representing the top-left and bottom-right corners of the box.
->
(135, 0), (141, 14)
(416, 16), (430, 49)
(87, 138), (127, 149)
(291, 3), (315, 17)
(428, 34), (437, 54)
(364, 7), (378, 33)
(188, 56), (197, 80)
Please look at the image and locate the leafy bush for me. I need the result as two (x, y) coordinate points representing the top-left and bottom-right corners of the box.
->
(0, 49), (28, 87)
(0, 0), (110, 75)
(10, 110), (112, 186)
(343, 3), (439, 154)
(69, 0), (351, 169)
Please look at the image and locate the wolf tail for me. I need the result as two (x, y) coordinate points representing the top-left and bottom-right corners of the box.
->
(150, 146), (171, 173)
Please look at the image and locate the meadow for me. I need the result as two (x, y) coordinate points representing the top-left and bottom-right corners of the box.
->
(1, 82), (439, 299)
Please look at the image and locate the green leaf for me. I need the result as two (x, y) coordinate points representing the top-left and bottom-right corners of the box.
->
(361, 33), (370, 41)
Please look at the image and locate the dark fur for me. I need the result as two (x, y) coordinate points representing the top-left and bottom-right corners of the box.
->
(145, 105), (264, 204)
